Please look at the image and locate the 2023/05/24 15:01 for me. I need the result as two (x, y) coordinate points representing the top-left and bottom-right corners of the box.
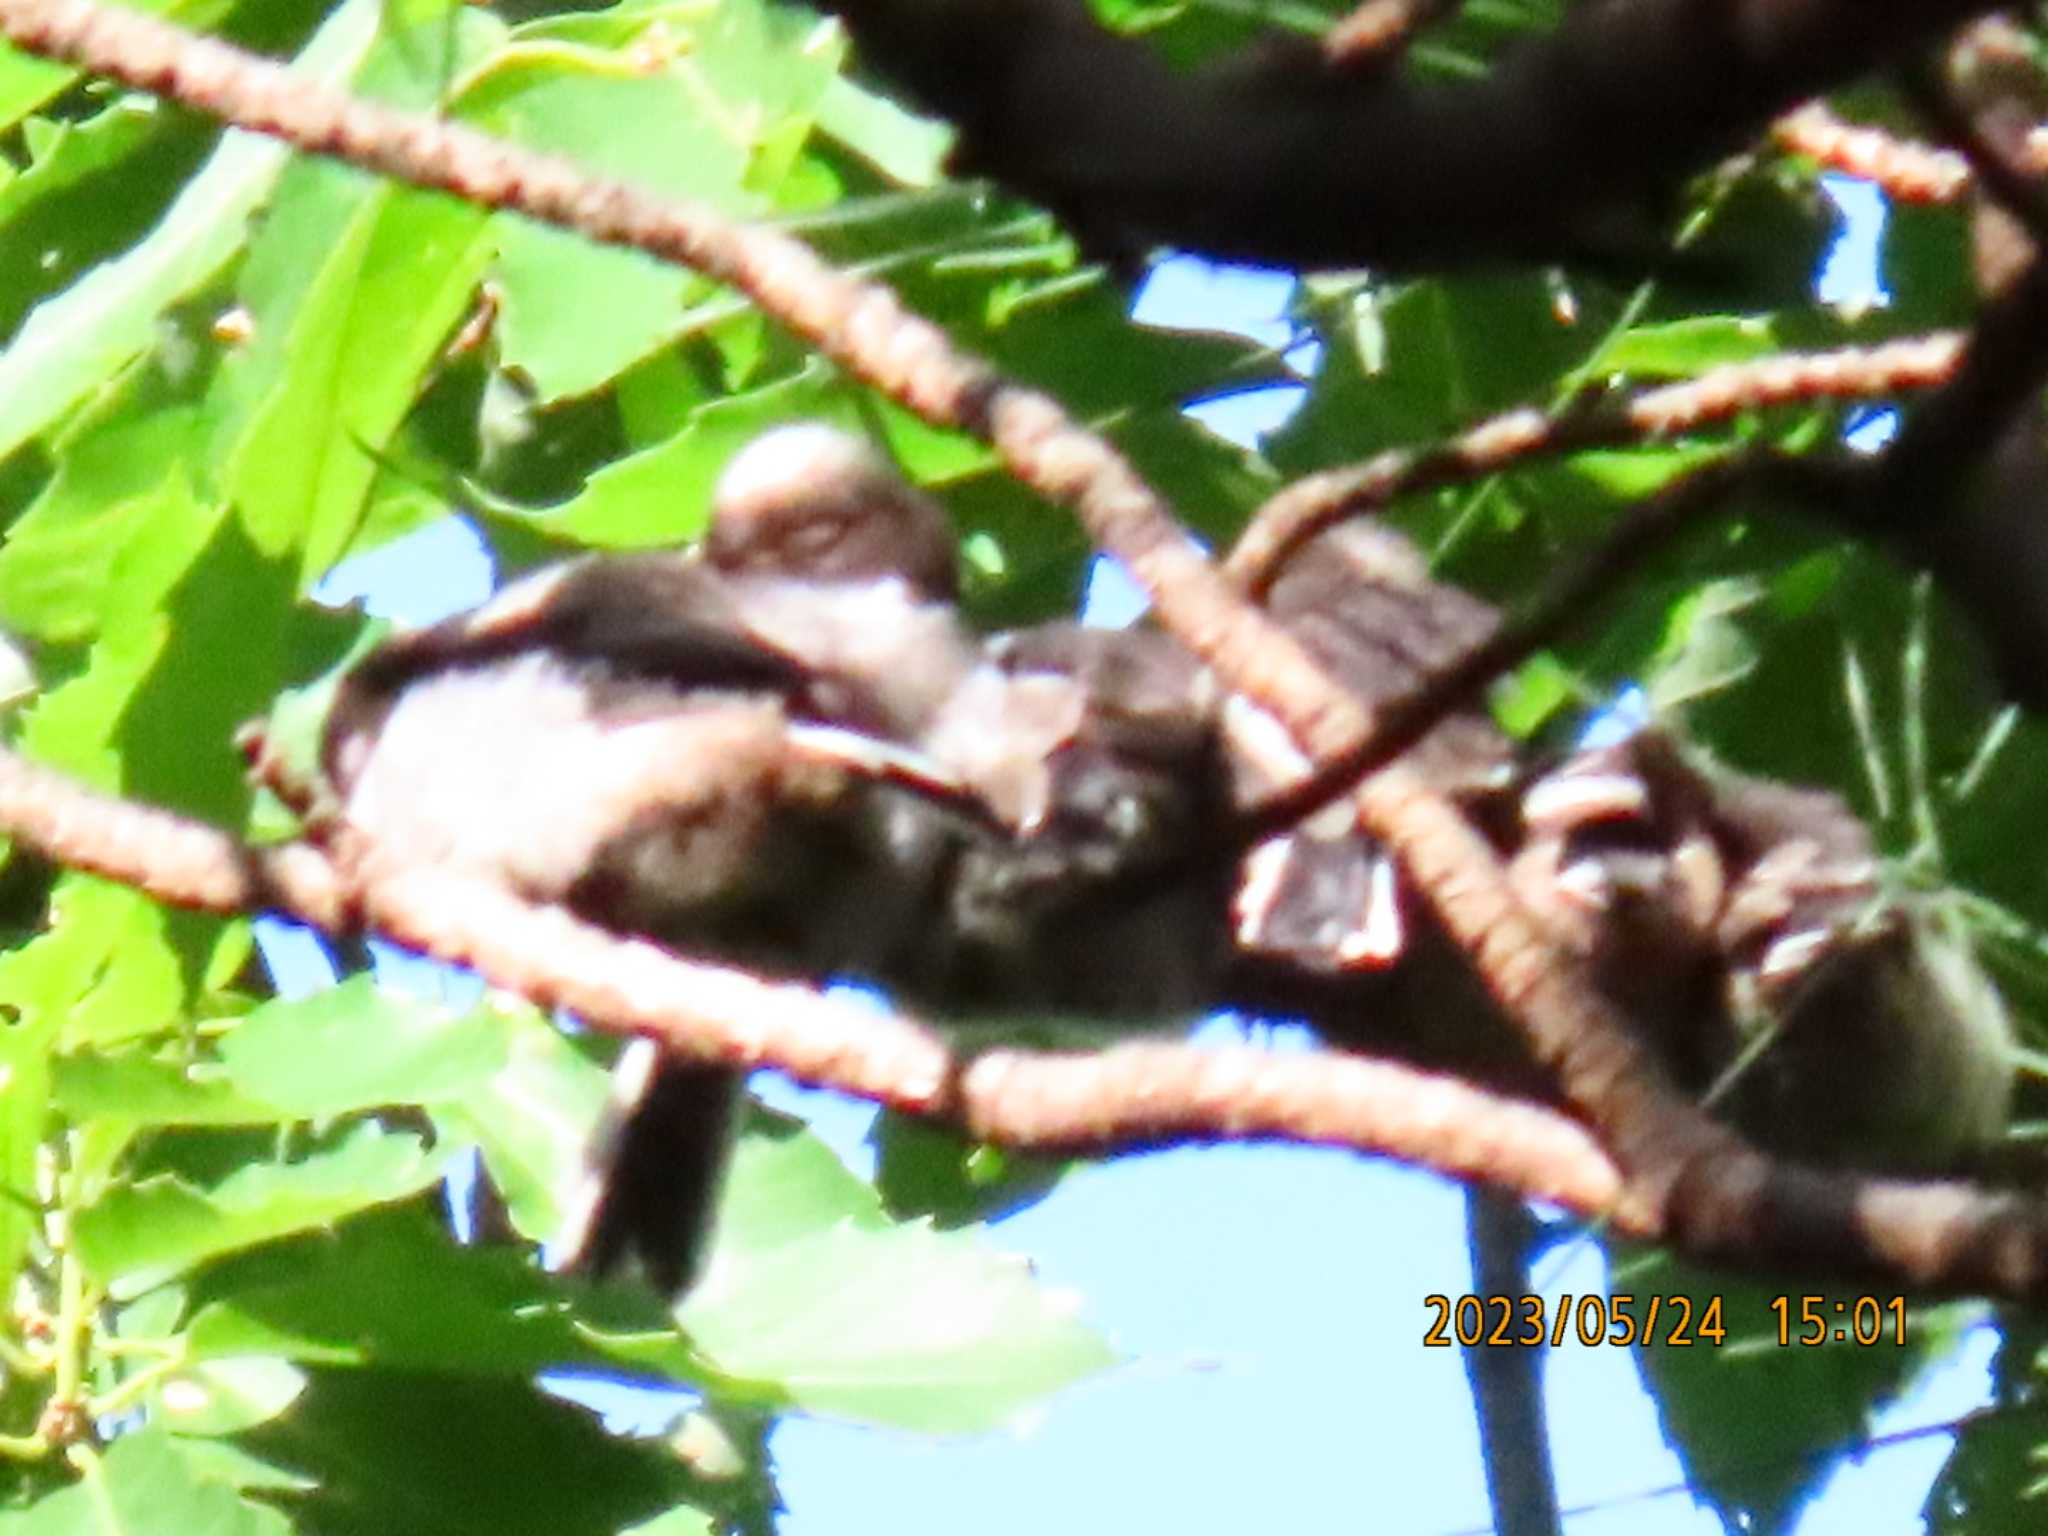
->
(1771, 1294), (1911, 1346)
(1423, 1294), (1912, 1347)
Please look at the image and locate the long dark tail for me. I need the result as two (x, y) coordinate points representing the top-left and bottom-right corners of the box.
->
(556, 1042), (744, 1299)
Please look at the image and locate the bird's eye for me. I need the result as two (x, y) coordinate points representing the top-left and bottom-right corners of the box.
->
(788, 515), (850, 557)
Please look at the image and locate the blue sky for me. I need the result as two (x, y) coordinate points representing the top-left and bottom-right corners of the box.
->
(255, 173), (1997, 1535)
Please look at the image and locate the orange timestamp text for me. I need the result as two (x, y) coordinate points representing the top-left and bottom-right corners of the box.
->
(1424, 1293), (1728, 1347)
(1422, 1293), (1911, 1347)
(1768, 1294), (1909, 1346)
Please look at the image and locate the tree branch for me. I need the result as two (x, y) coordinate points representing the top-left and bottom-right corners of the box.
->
(1773, 103), (1972, 204)
(0, 743), (1627, 1217)
(810, 0), (2002, 270)
(1225, 333), (1967, 595)
(6, 745), (2048, 1299)
(1229, 452), (1831, 846)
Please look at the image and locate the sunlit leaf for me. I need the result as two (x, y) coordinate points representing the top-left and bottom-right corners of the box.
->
(223, 174), (493, 582)
(590, 1119), (1116, 1434)
(0, 0), (383, 460)
(5, 1428), (292, 1536)
(426, 1000), (608, 1242)
(72, 1122), (448, 1297)
(145, 1355), (309, 1437)
(219, 976), (508, 1118)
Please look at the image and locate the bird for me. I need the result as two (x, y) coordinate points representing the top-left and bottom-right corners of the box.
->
(1515, 732), (2014, 1170)
(1221, 520), (2014, 1167)
(318, 424), (1237, 1297)
(320, 426), (985, 1296)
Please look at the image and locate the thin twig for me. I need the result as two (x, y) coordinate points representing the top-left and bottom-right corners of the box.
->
(1322, 0), (1457, 68)
(1773, 103), (1972, 203)
(1232, 452), (1830, 849)
(1224, 334), (1965, 597)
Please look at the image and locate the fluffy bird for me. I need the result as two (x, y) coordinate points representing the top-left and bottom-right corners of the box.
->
(1512, 733), (2013, 1169)
(322, 427), (980, 1294)
(320, 424), (1232, 1296)
(1230, 520), (2013, 1169)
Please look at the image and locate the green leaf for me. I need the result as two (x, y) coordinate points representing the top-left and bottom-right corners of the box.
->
(0, 98), (163, 231)
(619, 1509), (717, 1536)
(872, 1110), (1068, 1228)
(1581, 314), (1782, 379)
(511, 371), (861, 549)
(1488, 653), (1576, 740)
(1881, 199), (1975, 331)
(1564, 441), (1727, 499)
(184, 1205), (622, 1376)
(52, 1049), (281, 1126)
(680, 1216), (1115, 1433)
(939, 279), (1272, 424)
(590, 1119), (1115, 1433)
(712, 1110), (891, 1250)
(0, 407), (214, 646)
(13, 470), (226, 785)
(6, 1428), (291, 1536)
(0, 876), (190, 1228)
(238, 1368), (719, 1536)
(222, 173), (493, 583)
(72, 1122), (448, 1298)
(0, 0), (233, 133)
(455, 0), (847, 396)
(0, 1002), (56, 1292)
(7, 416), (347, 844)
(155, 1439), (316, 1495)
(1113, 409), (1276, 547)
(487, 216), (701, 404)
(219, 977), (508, 1119)
(146, 1355), (309, 1437)
(1269, 273), (1592, 474)
(426, 1001), (609, 1242)
(1646, 577), (1767, 715)
(0, 876), (187, 1052)
(813, 72), (949, 186)
(102, 518), (346, 834)
(0, 0), (384, 461)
